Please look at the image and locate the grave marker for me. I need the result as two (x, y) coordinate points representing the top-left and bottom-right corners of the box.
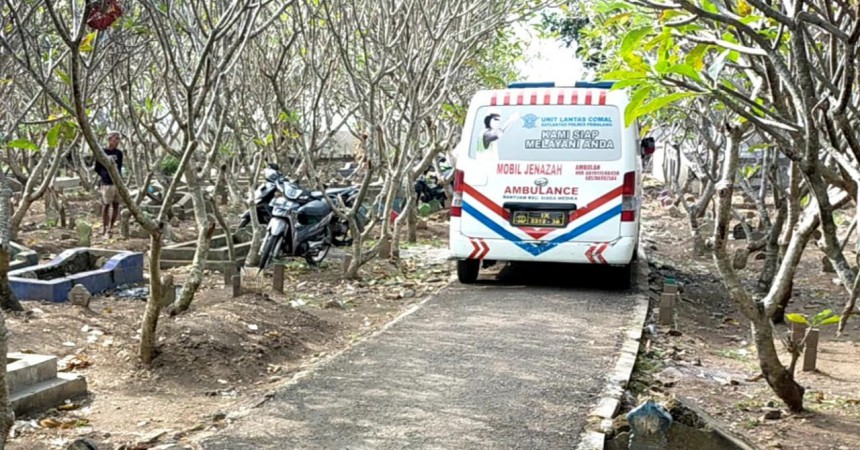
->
(803, 329), (819, 372)
(659, 293), (675, 326)
(68, 284), (91, 308)
(273, 264), (285, 293)
(232, 274), (241, 298)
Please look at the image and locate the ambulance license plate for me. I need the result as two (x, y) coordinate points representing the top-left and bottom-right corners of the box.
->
(511, 210), (567, 228)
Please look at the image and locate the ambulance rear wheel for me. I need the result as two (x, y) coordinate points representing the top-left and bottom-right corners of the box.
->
(613, 263), (633, 290)
(457, 259), (480, 284)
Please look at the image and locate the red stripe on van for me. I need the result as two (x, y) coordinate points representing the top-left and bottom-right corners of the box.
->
(585, 90), (593, 105)
(503, 92), (511, 105)
(516, 92), (524, 105)
(465, 182), (624, 241)
(543, 91), (551, 105)
(599, 91), (607, 105)
(571, 90), (579, 104)
(490, 94), (497, 106)
(557, 91), (565, 104)
(464, 184), (510, 220)
(570, 186), (624, 221)
(530, 92), (538, 105)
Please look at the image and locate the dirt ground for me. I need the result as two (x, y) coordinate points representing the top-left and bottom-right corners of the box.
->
(625, 177), (860, 450)
(6, 193), (453, 449)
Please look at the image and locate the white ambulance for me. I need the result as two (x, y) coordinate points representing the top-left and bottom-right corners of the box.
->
(448, 81), (654, 287)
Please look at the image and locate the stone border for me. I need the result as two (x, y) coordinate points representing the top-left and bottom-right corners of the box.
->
(9, 241), (39, 271)
(576, 243), (652, 450)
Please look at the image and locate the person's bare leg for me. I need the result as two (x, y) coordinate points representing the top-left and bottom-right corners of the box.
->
(102, 204), (110, 236)
(110, 203), (120, 230)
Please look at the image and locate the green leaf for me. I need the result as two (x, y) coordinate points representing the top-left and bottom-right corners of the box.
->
(818, 316), (841, 326)
(620, 26), (653, 57)
(611, 78), (648, 90)
(785, 313), (809, 326)
(666, 64), (703, 83)
(700, 0), (719, 13)
(7, 138), (38, 151)
(685, 44), (710, 71)
(145, 98), (153, 112)
(634, 92), (698, 118)
(47, 123), (62, 148)
(55, 69), (71, 85)
(812, 309), (833, 322)
(625, 86), (653, 127)
(60, 122), (77, 140)
(604, 12), (631, 27)
(80, 31), (96, 52)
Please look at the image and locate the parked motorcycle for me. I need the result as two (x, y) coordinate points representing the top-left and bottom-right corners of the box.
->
(238, 162), (364, 269)
(414, 158), (452, 205)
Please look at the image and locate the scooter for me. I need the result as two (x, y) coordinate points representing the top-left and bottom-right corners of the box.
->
(248, 163), (364, 269)
(238, 163), (363, 233)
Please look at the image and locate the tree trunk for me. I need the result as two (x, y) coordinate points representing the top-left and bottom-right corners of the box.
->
(139, 232), (164, 364)
(711, 125), (804, 412)
(170, 221), (216, 314)
(758, 200), (787, 293)
(407, 196), (418, 243)
(243, 156), (265, 268)
(10, 145), (63, 239)
(392, 177), (418, 260)
(752, 316), (805, 412)
(0, 174), (24, 312)
(0, 309), (15, 446)
(169, 156), (215, 315)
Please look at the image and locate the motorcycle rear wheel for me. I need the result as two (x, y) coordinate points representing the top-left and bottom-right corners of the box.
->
(305, 226), (332, 266)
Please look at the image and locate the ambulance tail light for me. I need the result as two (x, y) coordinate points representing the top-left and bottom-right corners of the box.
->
(451, 169), (465, 217)
(621, 171), (637, 222)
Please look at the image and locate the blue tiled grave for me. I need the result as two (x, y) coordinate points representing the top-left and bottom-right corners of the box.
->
(9, 248), (144, 302)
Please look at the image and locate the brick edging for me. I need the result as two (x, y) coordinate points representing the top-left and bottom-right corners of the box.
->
(576, 241), (651, 450)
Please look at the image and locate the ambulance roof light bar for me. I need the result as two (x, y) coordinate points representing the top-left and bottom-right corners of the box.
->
(506, 81), (616, 89)
(506, 81), (555, 88)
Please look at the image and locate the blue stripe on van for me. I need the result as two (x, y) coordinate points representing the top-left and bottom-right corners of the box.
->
(461, 201), (623, 257)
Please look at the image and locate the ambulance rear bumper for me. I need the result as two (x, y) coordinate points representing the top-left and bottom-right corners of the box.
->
(448, 234), (636, 266)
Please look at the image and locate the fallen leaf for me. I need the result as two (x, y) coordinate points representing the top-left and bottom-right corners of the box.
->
(58, 354), (91, 372)
(39, 418), (62, 428)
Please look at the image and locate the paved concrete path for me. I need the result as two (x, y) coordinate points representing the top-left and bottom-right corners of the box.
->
(199, 263), (637, 449)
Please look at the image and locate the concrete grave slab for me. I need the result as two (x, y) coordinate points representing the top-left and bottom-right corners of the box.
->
(159, 231), (253, 270)
(7, 353), (88, 416)
(9, 248), (144, 302)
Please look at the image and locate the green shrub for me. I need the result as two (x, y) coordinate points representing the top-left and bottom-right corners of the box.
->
(160, 155), (180, 176)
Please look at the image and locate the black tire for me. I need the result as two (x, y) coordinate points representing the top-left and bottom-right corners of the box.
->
(612, 262), (633, 290)
(305, 226), (332, 266)
(258, 233), (282, 270)
(457, 259), (480, 284)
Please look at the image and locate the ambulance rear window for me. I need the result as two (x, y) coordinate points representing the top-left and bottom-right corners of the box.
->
(468, 105), (622, 161)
